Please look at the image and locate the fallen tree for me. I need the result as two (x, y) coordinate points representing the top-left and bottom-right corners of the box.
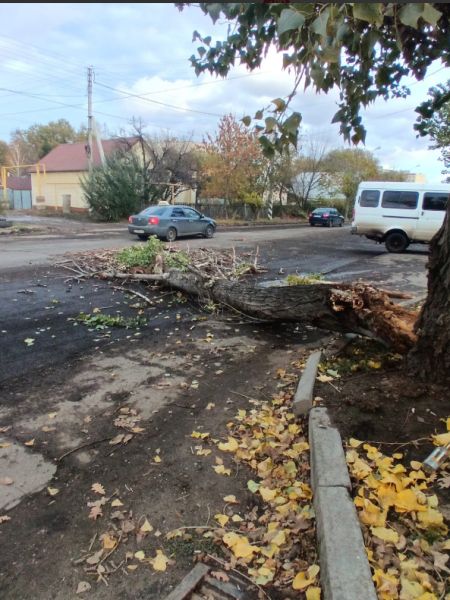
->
(60, 245), (418, 353)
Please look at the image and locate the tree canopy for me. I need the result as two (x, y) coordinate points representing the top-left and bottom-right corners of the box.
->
(177, 2), (450, 155)
(415, 79), (450, 181)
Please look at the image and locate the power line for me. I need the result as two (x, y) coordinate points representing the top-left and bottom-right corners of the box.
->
(94, 80), (224, 118)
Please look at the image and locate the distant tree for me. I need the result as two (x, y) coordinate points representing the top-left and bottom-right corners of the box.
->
(10, 119), (86, 163)
(0, 140), (10, 167)
(415, 80), (450, 181)
(290, 136), (329, 209)
(199, 114), (268, 208)
(322, 148), (380, 217)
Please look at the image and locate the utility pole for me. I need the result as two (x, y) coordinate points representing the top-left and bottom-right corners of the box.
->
(87, 66), (93, 173)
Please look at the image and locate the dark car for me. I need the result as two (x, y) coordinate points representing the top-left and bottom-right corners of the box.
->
(309, 207), (344, 227)
(128, 205), (216, 242)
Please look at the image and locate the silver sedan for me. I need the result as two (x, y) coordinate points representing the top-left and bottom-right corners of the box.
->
(128, 205), (216, 242)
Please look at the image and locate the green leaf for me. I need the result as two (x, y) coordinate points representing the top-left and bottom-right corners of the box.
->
(264, 117), (277, 133)
(247, 480), (260, 493)
(277, 8), (305, 35)
(422, 4), (442, 26)
(399, 3), (424, 28)
(283, 112), (302, 135)
(206, 4), (223, 23)
(352, 3), (383, 26)
(271, 97), (286, 112)
(311, 8), (330, 37)
(241, 115), (251, 127)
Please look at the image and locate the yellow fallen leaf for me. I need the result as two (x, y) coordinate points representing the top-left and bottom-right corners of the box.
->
(259, 487), (277, 502)
(215, 514), (229, 527)
(140, 519), (153, 533)
(0, 442), (11, 448)
(442, 540), (450, 550)
(367, 360), (381, 369)
(370, 526), (399, 544)
(306, 587), (321, 600)
(206, 402), (215, 410)
(410, 460), (423, 470)
(218, 437), (239, 452)
(24, 439), (35, 447)
(151, 549), (169, 572)
(394, 489), (426, 513)
(111, 499), (123, 507)
(48, 412), (58, 419)
(446, 416), (450, 431)
(417, 506), (445, 529)
(223, 495), (238, 504)
(101, 534), (116, 550)
(196, 448), (212, 456)
(47, 487), (59, 496)
(292, 564), (320, 590)
(356, 498), (387, 527)
(191, 431), (209, 439)
(153, 455), (161, 463)
(232, 538), (259, 559)
(231, 514), (243, 522)
(134, 550), (145, 561)
(432, 432), (450, 446)
(127, 564), (138, 571)
(213, 465), (231, 476)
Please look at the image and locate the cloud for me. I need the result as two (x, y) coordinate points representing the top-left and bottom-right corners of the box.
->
(0, 3), (448, 181)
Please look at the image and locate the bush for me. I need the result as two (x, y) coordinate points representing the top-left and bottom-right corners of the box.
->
(81, 153), (148, 221)
(116, 236), (189, 271)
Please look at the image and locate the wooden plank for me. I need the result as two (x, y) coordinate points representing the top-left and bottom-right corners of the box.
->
(163, 563), (210, 600)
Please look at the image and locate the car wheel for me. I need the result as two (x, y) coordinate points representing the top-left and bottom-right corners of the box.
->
(385, 231), (409, 253)
(204, 225), (215, 238)
(339, 220), (343, 227)
(310, 222), (315, 226)
(166, 227), (177, 242)
(138, 234), (149, 241)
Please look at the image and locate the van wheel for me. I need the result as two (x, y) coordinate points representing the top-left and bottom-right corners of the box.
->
(138, 234), (149, 241)
(385, 231), (409, 253)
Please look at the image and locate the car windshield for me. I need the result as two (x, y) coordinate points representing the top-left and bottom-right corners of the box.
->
(139, 206), (167, 216)
(313, 208), (332, 214)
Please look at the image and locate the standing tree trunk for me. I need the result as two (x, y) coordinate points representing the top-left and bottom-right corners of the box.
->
(408, 205), (450, 383)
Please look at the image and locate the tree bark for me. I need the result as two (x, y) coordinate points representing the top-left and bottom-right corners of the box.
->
(101, 269), (417, 353)
(408, 204), (450, 383)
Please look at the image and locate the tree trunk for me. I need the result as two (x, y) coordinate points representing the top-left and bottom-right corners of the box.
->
(103, 269), (417, 353)
(408, 205), (450, 383)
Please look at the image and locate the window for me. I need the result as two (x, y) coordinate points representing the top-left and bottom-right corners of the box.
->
(142, 206), (167, 216)
(381, 190), (419, 210)
(360, 190), (380, 207)
(183, 208), (200, 219)
(423, 192), (448, 212)
(171, 208), (185, 217)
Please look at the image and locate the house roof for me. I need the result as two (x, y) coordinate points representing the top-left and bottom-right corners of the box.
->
(32, 136), (140, 173)
(6, 175), (31, 190)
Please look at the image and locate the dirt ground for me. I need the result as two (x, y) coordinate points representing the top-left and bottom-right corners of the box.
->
(0, 238), (447, 599)
(0, 268), (325, 599)
(316, 338), (450, 519)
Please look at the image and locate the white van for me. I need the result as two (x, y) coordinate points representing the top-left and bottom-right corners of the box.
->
(351, 181), (449, 252)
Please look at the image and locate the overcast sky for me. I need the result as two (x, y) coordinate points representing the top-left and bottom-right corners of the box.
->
(0, 3), (449, 182)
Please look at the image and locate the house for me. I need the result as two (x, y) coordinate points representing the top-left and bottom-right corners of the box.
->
(30, 137), (140, 213)
(31, 136), (198, 213)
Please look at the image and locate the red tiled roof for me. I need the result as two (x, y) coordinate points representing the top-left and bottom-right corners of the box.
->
(32, 137), (140, 173)
(6, 175), (31, 190)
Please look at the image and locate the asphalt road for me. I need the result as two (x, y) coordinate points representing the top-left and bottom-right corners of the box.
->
(0, 224), (431, 599)
(0, 226), (429, 385)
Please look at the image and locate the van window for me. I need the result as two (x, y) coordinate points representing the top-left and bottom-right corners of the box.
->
(360, 190), (380, 207)
(423, 192), (448, 212)
(382, 190), (419, 210)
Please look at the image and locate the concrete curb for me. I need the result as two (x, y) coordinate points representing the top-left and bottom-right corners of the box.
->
(292, 350), (322, 416)
(309, 406), (377, 600)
